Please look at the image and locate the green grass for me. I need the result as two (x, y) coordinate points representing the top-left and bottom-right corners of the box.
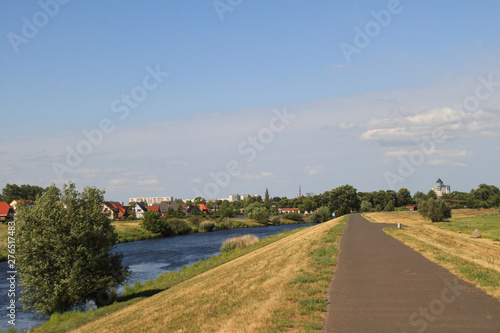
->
(34, 227), (308, 333)
(434, 213), (500, 239)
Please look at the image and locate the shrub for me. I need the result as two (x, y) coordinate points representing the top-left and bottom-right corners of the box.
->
(141, 211), (174, 236)
(418, 199), (452, 222)
(127, 215), (137, 221)
(310, 206), (331, 223)
(220, 234), (259, 252)
(270, 216), (281, 225)
(282, 212), (304, 222)
(384, 201), (394, 211)
(360, 200), (373, 212)
(199, 221), (216, 232)
(187, 215), (204, 227)
(166, 218), (191, 235)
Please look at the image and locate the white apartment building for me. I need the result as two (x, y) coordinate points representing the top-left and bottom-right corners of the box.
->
(432, 179), (450, 197)
(129, 197), (174, 205)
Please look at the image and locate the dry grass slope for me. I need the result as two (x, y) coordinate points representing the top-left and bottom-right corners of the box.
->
(73, 217), (344, 333)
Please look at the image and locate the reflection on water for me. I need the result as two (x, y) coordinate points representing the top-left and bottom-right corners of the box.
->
(0, 223), (315, 331)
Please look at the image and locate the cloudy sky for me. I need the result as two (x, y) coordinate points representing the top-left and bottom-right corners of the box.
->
(1, 0), (499, 202)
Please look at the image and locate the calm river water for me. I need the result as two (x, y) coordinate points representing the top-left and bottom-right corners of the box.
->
(0, 223), (315, 331)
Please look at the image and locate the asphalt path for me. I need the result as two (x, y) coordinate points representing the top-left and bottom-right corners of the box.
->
(324, 214), (500, 332)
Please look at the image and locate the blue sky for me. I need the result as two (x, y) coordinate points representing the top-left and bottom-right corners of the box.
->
(1, 0), (499, 202)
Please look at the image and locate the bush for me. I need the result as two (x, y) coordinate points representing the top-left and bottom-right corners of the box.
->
(360, 200), (373, 212)
(166, 218), (191, 235)
(384, 201), (394, 211)
(187, 215), (204, 227)
(270, 216), (281, 225)
(127, 215), (137, 221)
(282, 212), (304, 222)
(418, 199), (452, 222)
(220, 234), (259, 252)
(199, 221), (216, 232)
(141, 211), (174, 236)
(310, 206), (331, 223)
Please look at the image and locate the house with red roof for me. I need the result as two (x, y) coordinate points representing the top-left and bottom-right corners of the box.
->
(198, 204), (209, 214)
(0, 202), (15, 220)
(147, 206), (160, 213)
(112, 202), (129, 219)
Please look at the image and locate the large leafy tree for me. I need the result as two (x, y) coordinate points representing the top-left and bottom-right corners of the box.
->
(418, 198), (452, 222)
(397, 188), (412, 206)
(16, 184), (129, 315)
(328, 185), (360, 217)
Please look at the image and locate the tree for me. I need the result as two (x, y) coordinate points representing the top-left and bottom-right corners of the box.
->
(142, 211), (174, 236)
(426, 190), (437, 200)
(249, 207), (270, 224)
(310, 206), (331, 223)
(175, 205), (185, 217)
(16, 184), (129, 314)
(1, 183), (45, 202)
(397, 188), (412, 206)
(299, 197), (317, 213)
(244, 202), (270, 224)
(328, 185), (360, 217)
(189, 205), (201, 215)
(360, 200), (373, 212)
(418, 198), (452, 222)
(384, 200), (394, 211)
(264, 188), (270, 206)
(193, 197), (206, 205)
(413, 191), (426, 204)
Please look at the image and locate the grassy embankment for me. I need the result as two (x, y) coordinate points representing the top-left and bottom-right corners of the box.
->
(364, 209), (500, 299)
(38, 216), (346, 333)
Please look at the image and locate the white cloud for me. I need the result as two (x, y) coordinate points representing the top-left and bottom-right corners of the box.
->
(236, 172), (275, 180)
(137, 179), (159, 186)
(109, 179), (132, 186)
(359, 107), (500, 143)
(305, 165), (323, 176)
(190, 178), (203, 183)
(339, 122), (356, 130)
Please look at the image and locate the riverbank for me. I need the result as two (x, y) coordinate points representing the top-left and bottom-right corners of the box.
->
(0, 216), (308, 262)
(31, 220), (332, 332)
(40, 216), (345, 332)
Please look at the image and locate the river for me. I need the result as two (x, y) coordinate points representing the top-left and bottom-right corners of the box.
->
(0, 223), (315, 331)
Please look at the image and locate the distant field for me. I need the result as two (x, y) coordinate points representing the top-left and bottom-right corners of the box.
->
(434, 213), (500, 240)
(111, 220), (159, 243)
(366, 209), (500, 299)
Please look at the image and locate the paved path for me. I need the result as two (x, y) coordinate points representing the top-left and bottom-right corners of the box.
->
(324, 214), (500, 332)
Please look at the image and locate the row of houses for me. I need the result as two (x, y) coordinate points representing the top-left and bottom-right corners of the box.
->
(102, 201), (211, 219)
